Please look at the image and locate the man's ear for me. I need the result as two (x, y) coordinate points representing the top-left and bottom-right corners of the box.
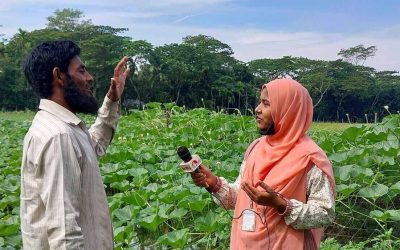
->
(52, 67), (65, 87)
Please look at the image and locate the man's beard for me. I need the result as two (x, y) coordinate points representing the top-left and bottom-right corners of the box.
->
(259, 123), (275, 135)
(64, 75), (99, 114)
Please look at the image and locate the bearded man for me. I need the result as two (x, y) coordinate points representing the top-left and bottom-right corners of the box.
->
(20, 40), (130, 249)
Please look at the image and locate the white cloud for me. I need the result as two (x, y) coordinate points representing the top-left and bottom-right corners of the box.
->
(120, 22), (400, 71)
(173, 14), (202, 24)
(232, 31), (400, 71)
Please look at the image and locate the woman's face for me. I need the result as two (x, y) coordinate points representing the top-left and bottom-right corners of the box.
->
(255, 88), (274, 135)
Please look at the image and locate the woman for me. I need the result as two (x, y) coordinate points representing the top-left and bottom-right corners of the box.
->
(192, 79), (336, 249)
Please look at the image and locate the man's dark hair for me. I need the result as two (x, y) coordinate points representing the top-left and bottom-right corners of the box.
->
(23, 40), (80, 98)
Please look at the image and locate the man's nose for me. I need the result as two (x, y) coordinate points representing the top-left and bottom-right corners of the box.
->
(87, 73), (94, 83)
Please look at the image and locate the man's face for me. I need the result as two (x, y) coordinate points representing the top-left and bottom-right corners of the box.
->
(64, 56), (99, 114)
(255, 88), (275, 135)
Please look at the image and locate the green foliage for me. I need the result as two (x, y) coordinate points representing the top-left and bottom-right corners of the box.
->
(46, 8), (92, 31)
(0, 8), (129, 110)
(321, 228), (400, 250)
(2, 9), (399, 122)
(317, 115), (400, 245)
(1, 105), (400, 249)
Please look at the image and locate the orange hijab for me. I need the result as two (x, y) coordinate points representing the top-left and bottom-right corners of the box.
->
(230, 79), (335, 250)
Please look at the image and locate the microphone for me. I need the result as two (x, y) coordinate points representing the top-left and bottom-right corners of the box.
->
(177, 146), (209, 189)
(177, 146), (193, 164)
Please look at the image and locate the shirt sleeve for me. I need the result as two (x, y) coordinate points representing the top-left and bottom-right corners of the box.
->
(39, 133), (84, 249)
(88, 95), (121, 157)
(284, 165), (335, 229)
(211, 160), (246, 209)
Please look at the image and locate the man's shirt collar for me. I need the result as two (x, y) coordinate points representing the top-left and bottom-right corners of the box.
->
(38, 99), (82, 125)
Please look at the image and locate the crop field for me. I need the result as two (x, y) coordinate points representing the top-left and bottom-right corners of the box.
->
(0, 104), (399, 249)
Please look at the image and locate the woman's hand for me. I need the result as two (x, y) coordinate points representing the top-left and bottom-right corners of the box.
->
(241, 181), (287, 213)
(190, 165), (217, 189)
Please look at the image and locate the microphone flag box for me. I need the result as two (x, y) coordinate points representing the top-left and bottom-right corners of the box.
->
(179, 155), (202, 173)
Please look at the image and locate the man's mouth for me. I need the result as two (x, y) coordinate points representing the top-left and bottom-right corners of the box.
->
(85, 85), (93, 95)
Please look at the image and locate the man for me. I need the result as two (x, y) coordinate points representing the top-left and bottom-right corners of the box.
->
(20, 40), (130, 249)
(191, 79), (336, 249)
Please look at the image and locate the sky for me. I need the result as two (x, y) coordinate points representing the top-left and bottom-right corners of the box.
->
(1, 0), (399, 71)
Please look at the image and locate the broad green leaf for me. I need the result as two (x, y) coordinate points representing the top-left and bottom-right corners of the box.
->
(374, 134), (399, 151)
(329, 152), (348, 163)
(144, 183), (159, 193)
(371, 125), (388, 136)
(110, 180), (130, 192)
(0, 196), (19, 210)
(334, 164), (373, 182)
(113, 226), (126, 241)
(1, 234), (22, 247)
(387, 210), (400, 221)
(158, 185), (191, 203)
(375, 155), (396, 165)
(358, 184), (388, 200)
(336, 183), (359, 196)
(141, 153), (158, 164)
(113, 205), (138, 223)
(157, 228), (189, 249)
(121, 190), (148, 206)
(0, 216), (19, 237)
(108, 193), (123, 211)
(369, 210), (390, 221)
(137, 214), (166, 232)
(178, 195), (210, 212)
(389, 182), (400, 192)
(341, 126), (364, 142)
(168, 208), (188, 219)
(364, 129), (387, 142)
(113, 225), (133, 242)
(158, 204), (173, 219)
(194, 211), (219, 232)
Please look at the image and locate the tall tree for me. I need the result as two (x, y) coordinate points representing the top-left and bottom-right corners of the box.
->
(46, 8), (92, 31)
(151, 34), (241, 109)
(122, 40), (155, 105)
(0, 9), (129, 109)
(0, 25), (5, 73)
(338, 44), (377, 66)
(1, 9), (400, 122)
(299, 64), (334, 108)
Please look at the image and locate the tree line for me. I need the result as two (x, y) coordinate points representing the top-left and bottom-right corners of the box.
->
(0, 8), (399, 122)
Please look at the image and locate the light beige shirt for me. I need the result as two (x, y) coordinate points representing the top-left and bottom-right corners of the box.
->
(20, 96), (119, 250)
(213, 161), (335, 229)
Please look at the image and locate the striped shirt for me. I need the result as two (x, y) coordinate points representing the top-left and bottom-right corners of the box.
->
(20, 96), (119, 250)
